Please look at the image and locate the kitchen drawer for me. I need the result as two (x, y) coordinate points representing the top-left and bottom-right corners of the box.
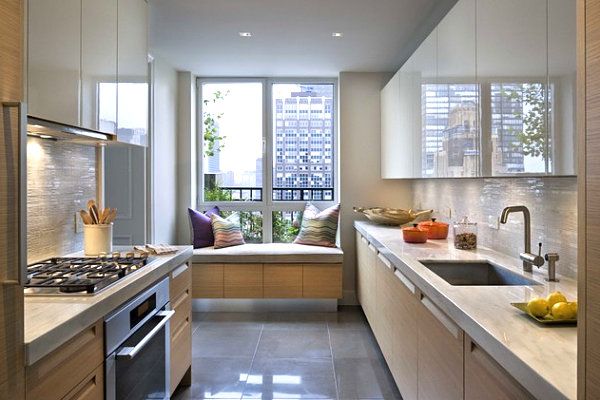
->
(62, 364), (104, 400)
(192, 263), (224, 298)
(26, 320), (103, 400)
(170, 308), (192, 395)
(264, 264), (303, 298)
(170, 285), (192, 340)
(224, 264), (263, 298)
(302, 264), (342, 298)
(170, 263), (191, 300)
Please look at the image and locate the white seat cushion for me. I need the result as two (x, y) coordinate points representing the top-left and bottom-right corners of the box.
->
(192, 243), (343, 264)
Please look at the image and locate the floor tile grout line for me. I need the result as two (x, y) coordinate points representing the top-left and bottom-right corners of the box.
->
(241, 319), (265, 400)
(326, 319), (341, 400)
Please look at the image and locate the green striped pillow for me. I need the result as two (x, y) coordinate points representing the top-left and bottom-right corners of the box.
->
(294, 203), (340, 247)
(211, 212), (245, 249)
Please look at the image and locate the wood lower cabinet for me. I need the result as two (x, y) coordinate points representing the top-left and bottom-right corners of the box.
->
(62, 365), (104, 400)
(465, 336), (534, 400)
(303, 264), (342, 298)
(355, 232), (367, 305)
(417, 295), (464, 400)
(26, 320), (104, 400)
(373, 254), (394, 359)
(193, 263), (224, 298)
(192, 263), (342, 299)
(389, 267), (419, 400)
(264, 264), (303, 298)
(224, 264), (264, 298)
(170, 263), (192, 395)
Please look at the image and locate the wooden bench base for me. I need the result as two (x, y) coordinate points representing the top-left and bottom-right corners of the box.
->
(192, 263), (343, 299)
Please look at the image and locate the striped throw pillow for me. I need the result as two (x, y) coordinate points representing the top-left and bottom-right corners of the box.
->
(294, 203), (340, 247)
(211, 213), (245, 249)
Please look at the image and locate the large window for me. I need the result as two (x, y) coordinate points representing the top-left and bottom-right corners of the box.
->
(198, 79), (336, 243)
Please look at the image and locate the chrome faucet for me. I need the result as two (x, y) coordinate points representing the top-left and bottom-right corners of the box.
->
(500, 206), (545, 272)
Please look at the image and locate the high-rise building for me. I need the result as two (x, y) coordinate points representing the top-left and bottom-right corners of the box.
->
(273, 88), (334, 200)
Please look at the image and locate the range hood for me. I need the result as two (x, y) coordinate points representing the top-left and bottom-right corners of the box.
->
(27, 115), (116, 143)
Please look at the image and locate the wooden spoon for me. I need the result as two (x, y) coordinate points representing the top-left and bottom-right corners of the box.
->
(79, 210), (93, 225)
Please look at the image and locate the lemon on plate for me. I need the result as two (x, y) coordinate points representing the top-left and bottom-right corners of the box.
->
(551, 301), (577, 320)
(547, 291), (568, 308)
(527, 297), (549, 318)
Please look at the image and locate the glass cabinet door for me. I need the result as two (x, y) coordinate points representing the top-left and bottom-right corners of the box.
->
(435, 0), (478, 178)
(477, 0), (549, 176)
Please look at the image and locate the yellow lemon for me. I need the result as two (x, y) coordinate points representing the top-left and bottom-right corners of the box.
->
(527, 297), (549, 318)
(551, 302), (575, 319)
(547, 291), (568, 308)
(567, 302), (578, 319)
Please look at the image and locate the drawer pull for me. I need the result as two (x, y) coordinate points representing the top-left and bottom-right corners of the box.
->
(360, 237), (368, 245)
(172, 288), (190, 309)
(377, 253), (393, 269)
(367, 244), (377, 254)
(116, 310), (174, 359)
(172, 263), (189, 279)
(421, 296), (461, 339)
(394, 269), (416, 294)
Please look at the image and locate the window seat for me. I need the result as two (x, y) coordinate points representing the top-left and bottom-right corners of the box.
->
(192, 243), (343, 264)
(191, 243), (344, 299)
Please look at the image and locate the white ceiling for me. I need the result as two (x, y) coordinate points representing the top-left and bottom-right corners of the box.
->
(149, 0), (455, 77)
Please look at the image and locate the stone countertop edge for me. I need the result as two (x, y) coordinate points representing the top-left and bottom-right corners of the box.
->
(24, 246), (193, 366)
(354, 220), (576, 400)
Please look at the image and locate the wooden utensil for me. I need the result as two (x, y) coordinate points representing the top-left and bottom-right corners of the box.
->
(100, 208), (110, 224)
(79, 210), (93, 225)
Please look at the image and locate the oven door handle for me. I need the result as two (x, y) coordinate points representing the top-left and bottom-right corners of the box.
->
(115, 310), (175, 360)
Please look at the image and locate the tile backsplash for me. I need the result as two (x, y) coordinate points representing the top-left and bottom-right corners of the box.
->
(27, 137), (96, 262)
(412, 177), (578, 278)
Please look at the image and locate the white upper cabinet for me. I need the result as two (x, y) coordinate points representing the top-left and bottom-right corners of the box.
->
(431, 0), (477, 178)
(381, 0), (576, 179)
(28, 0), (81, 126)
(548, 0), (577, 175)
(82, 0), (118, 134)
(117, 0), (149, 147)
(28, 0), (148, 146)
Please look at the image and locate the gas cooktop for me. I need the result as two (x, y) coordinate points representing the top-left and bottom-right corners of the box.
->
(25, 253), (152, 295)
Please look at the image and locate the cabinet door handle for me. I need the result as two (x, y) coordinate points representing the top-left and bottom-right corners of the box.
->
(172, 263), (189, 279)
(367, 244), (377, 253)
(421, 296), (461, 339)
(394, 269), (416, 294)
(1, 101), (26, 286)
(360, 236), (368, 245)
(377, 253), (393, 269)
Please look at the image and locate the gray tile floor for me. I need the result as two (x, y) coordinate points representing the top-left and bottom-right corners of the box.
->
(172, 306), (402, 400)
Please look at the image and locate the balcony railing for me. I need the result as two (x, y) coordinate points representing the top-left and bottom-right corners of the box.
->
(208, 187), (334, 202)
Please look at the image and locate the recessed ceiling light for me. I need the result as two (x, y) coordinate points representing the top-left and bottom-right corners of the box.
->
(332, 32), (343, 38)
(239, 32), (252, 37)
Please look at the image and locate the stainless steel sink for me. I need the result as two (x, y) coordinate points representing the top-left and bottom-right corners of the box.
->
(419, 260), (541, 286)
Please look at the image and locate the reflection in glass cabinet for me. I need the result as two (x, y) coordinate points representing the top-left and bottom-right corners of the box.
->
(380, 0), (576, 178)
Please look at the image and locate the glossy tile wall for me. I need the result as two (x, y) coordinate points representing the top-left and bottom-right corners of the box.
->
(27, 137), (96, 262)
(412, 177), (577, 278)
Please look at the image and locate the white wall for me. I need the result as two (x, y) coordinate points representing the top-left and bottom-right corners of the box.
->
(151, 56), (178, 243)
(176, 71), (197, 244)
(338, 72), (413, 304)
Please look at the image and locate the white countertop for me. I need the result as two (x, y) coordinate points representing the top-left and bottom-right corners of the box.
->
(24, 246), (193, 366)
(354, 221), (577, 400)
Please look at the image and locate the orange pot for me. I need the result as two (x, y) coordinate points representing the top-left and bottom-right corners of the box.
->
(402, 224), (428, 244)
(418, 218), (449, 240)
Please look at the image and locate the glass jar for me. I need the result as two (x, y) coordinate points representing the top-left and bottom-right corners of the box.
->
(453, 217), (477, 250)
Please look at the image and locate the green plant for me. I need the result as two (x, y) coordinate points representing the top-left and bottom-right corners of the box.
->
(204, 186), (232, 202)
(503, 84), (549, 159)
(203, 90), (229, 157)
(273, 212), (301, 243)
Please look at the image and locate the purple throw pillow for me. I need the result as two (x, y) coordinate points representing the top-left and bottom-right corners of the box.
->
(188, 206), (220, 248)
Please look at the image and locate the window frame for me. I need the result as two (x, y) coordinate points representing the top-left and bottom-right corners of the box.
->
(195, 77), (338, 243)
